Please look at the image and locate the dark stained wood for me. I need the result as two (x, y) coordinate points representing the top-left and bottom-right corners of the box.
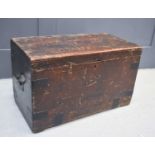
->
(11, 33), (142, 133)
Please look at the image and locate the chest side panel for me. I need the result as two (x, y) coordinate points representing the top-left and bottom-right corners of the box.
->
(11, 41), (32, 129)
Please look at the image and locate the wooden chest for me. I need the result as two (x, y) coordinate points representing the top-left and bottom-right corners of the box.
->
(11, 33), (142, 133)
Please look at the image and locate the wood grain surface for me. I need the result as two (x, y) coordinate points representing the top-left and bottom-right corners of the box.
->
(11, 33), (142, 132)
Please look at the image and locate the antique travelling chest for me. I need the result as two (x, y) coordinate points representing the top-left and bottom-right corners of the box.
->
(11, 33), (142, 133)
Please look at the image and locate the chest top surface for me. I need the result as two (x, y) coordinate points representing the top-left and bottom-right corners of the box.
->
(11, 33), (141, 61)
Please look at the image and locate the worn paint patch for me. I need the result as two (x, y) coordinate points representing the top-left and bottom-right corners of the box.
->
(121, 90), (133, 97)
(112, 98), (120, 109)
(33, 111), (48, 120)
(130, 62), (139, 70)
(32, 78), (49, 89)
(53, 113), (64, 126)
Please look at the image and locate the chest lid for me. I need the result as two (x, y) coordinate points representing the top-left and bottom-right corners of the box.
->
(11, 33), (141, 62)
